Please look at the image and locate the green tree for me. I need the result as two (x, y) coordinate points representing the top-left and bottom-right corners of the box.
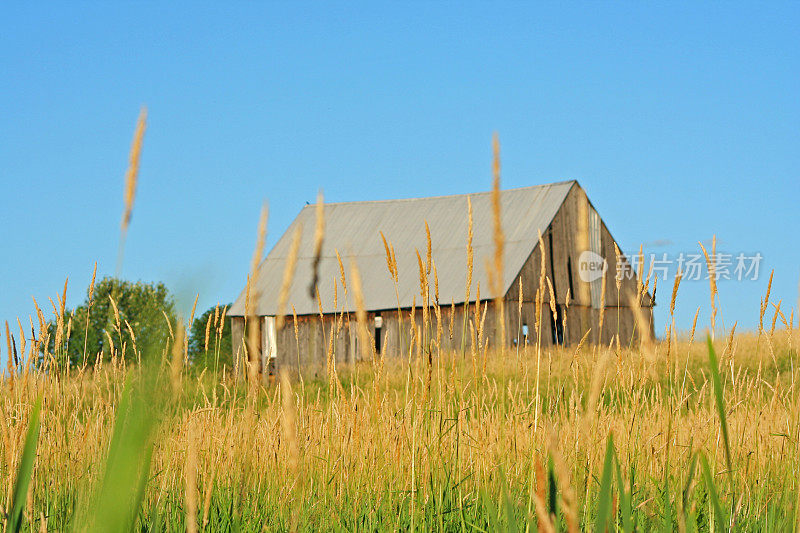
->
(48, 278), (177, 366)
(188, 303), (232, 371)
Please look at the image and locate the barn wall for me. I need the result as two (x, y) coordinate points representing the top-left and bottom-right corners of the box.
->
(231, 317), (244, 372)
(233, 299), (650, 379)
(258, 301), (510, 378)
(231, 184), (655, 375)
(230, 316), (263, 376)
(503, 183), (654, 347)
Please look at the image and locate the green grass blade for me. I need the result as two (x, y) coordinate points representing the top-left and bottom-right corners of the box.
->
(699, 454), (726, 533)
(682, 453), (698, 518)
(594, 433), (615, 532)
(8, 395), (42, 533)
(84, 373), (160, 533)
(482, 488), (501, 532)
(661, 467), (673, 533)
(497, 470), (519, 533)
(614, 451), (633, 533)
(707, 336), (732, 476)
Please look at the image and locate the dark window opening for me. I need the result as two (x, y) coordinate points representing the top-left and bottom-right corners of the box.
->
(567, 257), (575, 298)
(546, 229), (565, 345)
(375, 313), (382, 354)
(550, 305), (565, 345)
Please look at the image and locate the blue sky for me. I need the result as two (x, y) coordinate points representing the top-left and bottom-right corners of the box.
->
(1, 2), (798, 344)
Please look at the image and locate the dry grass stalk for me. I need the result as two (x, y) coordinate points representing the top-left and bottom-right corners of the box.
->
(82, 262), (97, 364)
(636, 244), (645, 303)
(546, 277), (556, 324)
(16, 319), (27, 368)
(187, 295), (199, 362)
(120, 107), (147, 235)
(425, 220), (432, 275)
(432, 258), (439, 306)
(349, 257), (370, 363)
(723, 322), (738, 366)
(563, 287), (570, 343)
(678, 307), (702, 397)
(597, 271), (607, 345)
(335, 250), (347, 293)
(171, 319), (185, 392)
(536, 230), (546, 327)
(416, 249), (430, 361)
(516, 278), (524, 362)
(380, 231), (397, 283)
(449, 299), (455, 349)
(665, 269), (683, 376)
(218, 305), (227, 335)
(123, 320), (138, 363)
(204, 314), (213, 353)
(291, 304), (301, 374)
(699, 237), (719, 339)
(201, 449), (217, 530)
(117, 107), (147, 274)
(532, 231), (546, 429)
(59, 277), (68, 321)
(532, 457), (556, 533)
(4, 321), (13, 386)
(466, 198), (474, 295)
(246, 204), (268, 384)
(628, 293), (653, 375)
(184, 417), (198, 533)
(760, 270), (775, 332)
(275, 224), (302, 331)
(333, 279), (338, 310)
(769, 300), (781, 339)
(490, 133), (506, 350)
(548, 438), (580, 533)
(670, 269), (683, 317)
(308, 190), (325, 299)
(461, 197), (474, 354)
(280, 368), (301, 531)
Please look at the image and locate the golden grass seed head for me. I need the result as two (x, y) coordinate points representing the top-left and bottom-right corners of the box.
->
(669, 269), (683, 317)
(275, 223), (302, 331)
(121, 107), (147, 234)
(425, 221), (432, 275)
(189, 294), (198, 330)
(336, 249), (347, 292)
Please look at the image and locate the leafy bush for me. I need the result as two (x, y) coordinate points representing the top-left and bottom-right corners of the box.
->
(47, 277), (177, 366)
(188, 303), (232, 370)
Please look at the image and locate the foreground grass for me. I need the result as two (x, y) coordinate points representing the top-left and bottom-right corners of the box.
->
(1, 328), (799, 531)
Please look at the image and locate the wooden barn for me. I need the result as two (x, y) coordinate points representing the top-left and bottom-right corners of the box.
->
(228, 180), (654, 377)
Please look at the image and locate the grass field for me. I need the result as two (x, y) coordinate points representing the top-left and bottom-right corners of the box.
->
(2, 115), (797, 531)
(1, 312), (799, 531)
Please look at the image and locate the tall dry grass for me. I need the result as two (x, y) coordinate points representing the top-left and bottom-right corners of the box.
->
(1, 320), (799, 530)
(2, 119), (799, 531)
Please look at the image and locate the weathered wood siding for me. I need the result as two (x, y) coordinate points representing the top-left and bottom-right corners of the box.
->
(230, 316), (264, 375)
(504, 183), (654, 347)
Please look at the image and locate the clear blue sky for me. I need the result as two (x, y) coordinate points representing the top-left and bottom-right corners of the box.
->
(1, 2), (798, 345)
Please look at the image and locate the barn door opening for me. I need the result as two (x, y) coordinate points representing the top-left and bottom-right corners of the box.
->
(547, 230), (565, 345)
(375, 313), (383, 354)
(263, 316), (277, 375)
(551, 306), (564, 345)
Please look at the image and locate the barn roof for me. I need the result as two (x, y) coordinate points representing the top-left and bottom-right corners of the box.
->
(229, 180), (576, 316)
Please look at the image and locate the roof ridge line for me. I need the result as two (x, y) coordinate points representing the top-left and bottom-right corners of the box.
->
(304, 179), (577, 208)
